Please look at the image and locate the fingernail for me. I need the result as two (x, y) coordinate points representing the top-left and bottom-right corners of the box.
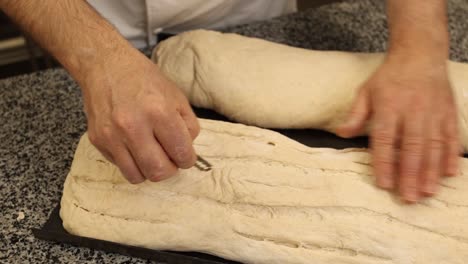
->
(404, 192), (419, 203)
(377, 177), (393, 190)
(149, 176), (161, 182)
(175, 146), (196, 167)
(422, 184), (437, 196)
(379, 181), (393, 190)
(128, 177), (145, 184)
(447, 166), (458, 177)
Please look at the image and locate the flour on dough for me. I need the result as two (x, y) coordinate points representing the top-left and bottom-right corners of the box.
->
(152, 30), (468, 150)
(61, 119), (468, 264)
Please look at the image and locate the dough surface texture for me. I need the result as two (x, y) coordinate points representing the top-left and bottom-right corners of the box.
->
(61, 119), (468, 264)
(152, 30), (468, 150)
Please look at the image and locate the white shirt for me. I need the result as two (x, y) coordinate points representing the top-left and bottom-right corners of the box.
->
(87, 0), (296, 49)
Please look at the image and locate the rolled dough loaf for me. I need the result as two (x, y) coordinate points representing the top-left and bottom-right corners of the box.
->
(152, 30), (468, 150)
(61, 119), (468, 264)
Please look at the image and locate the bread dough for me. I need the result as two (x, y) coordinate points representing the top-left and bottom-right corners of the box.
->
(61, 119), (468, 264)
(152, 30), (468, 150)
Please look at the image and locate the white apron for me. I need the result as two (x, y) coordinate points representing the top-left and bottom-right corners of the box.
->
(87, 0), (296, 49)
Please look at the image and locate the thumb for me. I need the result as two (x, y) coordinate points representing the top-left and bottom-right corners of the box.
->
(336, 87), (370, 138)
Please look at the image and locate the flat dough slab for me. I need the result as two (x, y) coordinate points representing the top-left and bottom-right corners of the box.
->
(61, 119), (468, 264)
(153, 30), (468, 150)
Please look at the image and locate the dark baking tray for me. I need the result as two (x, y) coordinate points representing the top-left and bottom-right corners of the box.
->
(33, 204), (241, 264)
(193, 108), (369, 149)
(34, 108), (369, 263)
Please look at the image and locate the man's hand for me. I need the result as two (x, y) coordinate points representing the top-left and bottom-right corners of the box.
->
(81, 51), (199, 183)
(337, 0), (460, 202)
(0, 0), (200, 183)
(337, 56), (459, 202)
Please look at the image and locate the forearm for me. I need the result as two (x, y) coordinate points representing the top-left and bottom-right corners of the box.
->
(386, 0), (449, 62)
(0, 0), (138, 82)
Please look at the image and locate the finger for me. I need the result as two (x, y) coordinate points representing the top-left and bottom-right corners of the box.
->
(336, 87), (370, 138)
(178, 99), (200, 140)
(443, 108), (460, 176)
(100, 148), (115, 164)
(153, 111), (197, 169)
(124, 127), (178, 182)
(421, 117), (443, 196)
(399, 106), (427, 203)
(371, 109), (399, 190)
(112, 144), (146, 184)
(87, 131), (115, 163)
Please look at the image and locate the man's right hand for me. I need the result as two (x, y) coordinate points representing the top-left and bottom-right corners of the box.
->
(80, 51), (200, 183)
(0, 0), (200, 184)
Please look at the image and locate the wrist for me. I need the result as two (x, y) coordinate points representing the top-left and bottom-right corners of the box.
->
(387, 20), (449, 64)
(386, 0), (449, 64)
(386, 42), (449, 67)
(382, 50), (449, 82)
(61, 38), (130, 79)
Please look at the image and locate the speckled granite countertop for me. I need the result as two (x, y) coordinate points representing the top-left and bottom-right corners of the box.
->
(2, 1), (468, 263)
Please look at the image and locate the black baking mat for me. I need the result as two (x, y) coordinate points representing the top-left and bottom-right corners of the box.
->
(34, 108), (369, 263)
(33, 205), (240, 264)
(193, 107), (369, 149)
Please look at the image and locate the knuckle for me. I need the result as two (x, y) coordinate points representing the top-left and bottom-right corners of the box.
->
(190, 126), (201, 139)
(113, 113), (137, 133)
(402, 165), (420, 177)
(403, 137), (424, 150)
(445, 125), (459, 139)
(411, 103), (424, 113)
(382, 101), (399, 113)
(372, 130), (394, 146)
(409, 97), (428, 112)
(429, 137), (444, 149)
(88, 131), (107, 150)
(100, 126), (114, 140)
(374, 158), (394, 169)
(446, 132), (459, 143)
(173, 146), (194, 165)
(151, 158), (166, 171)
(145, 104), (160, 115)
(147, 104), (169, 120)
(89, 126), (115, 150)
(373, 163), (394, 178)
(189, 121), (201, 139)
(87, 131), (99, 146)
(449, 140), (461, 151)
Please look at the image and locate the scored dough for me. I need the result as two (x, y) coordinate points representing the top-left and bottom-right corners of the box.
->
(61, 119), (468, 264)
(152, 29), (468, 150)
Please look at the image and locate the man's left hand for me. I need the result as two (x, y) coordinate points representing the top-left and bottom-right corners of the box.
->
(337, 55), (460, 203)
